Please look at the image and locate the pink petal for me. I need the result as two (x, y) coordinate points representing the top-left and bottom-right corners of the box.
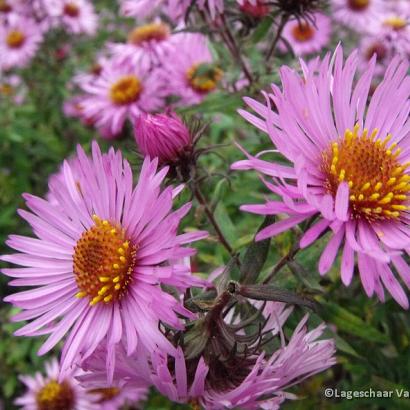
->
(256, 214), (311, 241)
(335, 182), (349, 221)
(341, 240), (355, 286)
(318, 227), (345, 275)
(299, 219), (330, 248)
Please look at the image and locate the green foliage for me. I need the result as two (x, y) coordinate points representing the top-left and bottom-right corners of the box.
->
(1, 1), (409, 410)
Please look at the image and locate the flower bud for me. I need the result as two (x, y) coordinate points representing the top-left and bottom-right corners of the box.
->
(238, 0), (270, 18)
(134, 112), (192, 164)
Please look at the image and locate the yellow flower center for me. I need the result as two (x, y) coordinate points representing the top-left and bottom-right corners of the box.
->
(384, 17), (407, 31)
(6, 30), (25, 48)
(322, 125), (410, 221)
(89, 387), (121, 402)
(348, 0), (369, 11)
(110, 75), (142, 105)
(36, 380), (74, 410)
(0, 83), (13, 96)
(189, 398), (201, 410)
(0, 1), (11, 12)
(128, 23), (170, 45)
(63, 2), (80, 17)
(291, 21), (315, 42)
(186, 63), (223, 93)
(73, 215), (137, 306)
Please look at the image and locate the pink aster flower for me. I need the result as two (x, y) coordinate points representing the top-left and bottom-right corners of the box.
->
(63, 96), (118, 139)
(0, 73), (27, 105)
(279, 13), (332, 56)
(119, 0), (163, 20)
(108, 21), (177, 69)
(203, 314), (335, 410)
(63, 95), (89, 120)
(119, 0), (223, 21)
(0, 14), (43, 70)
(79, 345), (149, 410)
(331, 0), (386, 33)
(78, 59), (166, 137)
(232, 47), (410, 308)
(0, 0), (15, 19)
(43, 0), (98, 35)
(119, 0), (190, 22)
(358, 35), (394, 76)
(15, 358), (97, 410)
(72, 53), (109, 88)
(63, 96), (115, 138)
(375, 6), (410, 58)
(0, 0), (33, 22)
(163, 33), (223, 106)
(1, 142), (208, 380)
(149, 347), (209, 405)
(147, 304), (335, 409)
(134, 112), (192, 164)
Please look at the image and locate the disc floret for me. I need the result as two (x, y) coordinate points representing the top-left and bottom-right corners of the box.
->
(128, 23), (170, 45)
(6, 30), (25, 48)
(73, 215), (137, 306)
(186, 63), (223, 93)
(36, 380), (74, 410)
(322, 124), (410, 221)
(110, 75), (142, 105)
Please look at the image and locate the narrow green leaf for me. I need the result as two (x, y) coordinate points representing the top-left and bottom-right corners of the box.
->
(250, 17), (273, 44)
(214, 202), (237, 246)
(240, 215), (275, 284)
(319, 301), (389, 344)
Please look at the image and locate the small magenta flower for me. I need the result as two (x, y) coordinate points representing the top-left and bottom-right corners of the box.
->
(77, 58), (166, 137)
(331, 0), (385, 33)
(134, 112), (192, 164)
(119, 0), (190, 22)
(358, 35), (393, 76)
(0, 74), (27, 105)
(279, 13), (332, 56)
(43, 0), (98, 35)
(109, 20), (177, 68)
(162, 33), (223, 106)
(375, 4), (410, 58)
(79, 345), (149, 410)
(0, 14), (43, 70)
(237, 0), (270, 18)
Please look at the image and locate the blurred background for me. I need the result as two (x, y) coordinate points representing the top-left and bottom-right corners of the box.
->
(1, 0), (410, 409)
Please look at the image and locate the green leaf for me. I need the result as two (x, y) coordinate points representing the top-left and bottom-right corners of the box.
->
(250, 17), (273, 44)
(214, 202), (237, 247)
(240, 215), (274, 284)
(319, 301), (389, 344)
(177, 92), (243, 116)
(211, 178), (229, 207)
(333, 334), (361, 358)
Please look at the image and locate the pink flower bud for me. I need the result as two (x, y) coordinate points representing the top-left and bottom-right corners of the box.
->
(238, 0), (270, 18)
(134, 112), (192, 163)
